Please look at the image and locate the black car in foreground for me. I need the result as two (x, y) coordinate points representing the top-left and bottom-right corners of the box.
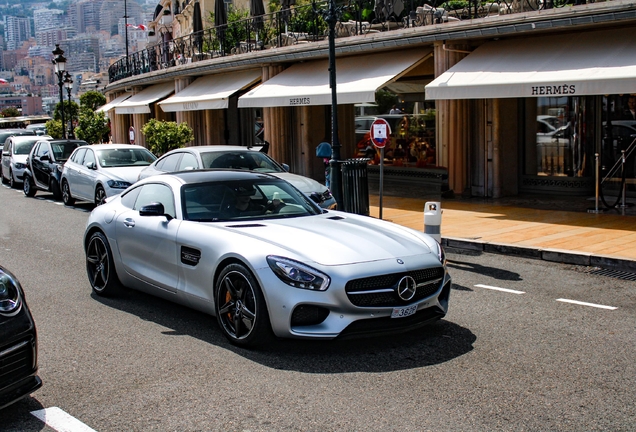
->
(23, 139), (86, 200)
(0, 265), (41, 410)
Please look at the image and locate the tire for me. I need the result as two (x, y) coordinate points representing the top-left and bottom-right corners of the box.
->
(94, 185), (107, 206)
(86, 231), (121, 296)
(50, 179), (62, 200)
(23, 174), (36, 197)
(62, 180), (75, 206)
(9, 169), (15, 188)
(215, 263), (273, 348)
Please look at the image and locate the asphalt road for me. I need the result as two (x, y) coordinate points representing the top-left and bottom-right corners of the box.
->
(0, 184), (634, 431)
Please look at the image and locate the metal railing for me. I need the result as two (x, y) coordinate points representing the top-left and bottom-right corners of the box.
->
(109, 0), (602, 83)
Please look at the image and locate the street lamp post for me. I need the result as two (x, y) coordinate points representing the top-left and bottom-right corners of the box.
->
(52, 44), (67, 139)
(64, 72), (74, 139)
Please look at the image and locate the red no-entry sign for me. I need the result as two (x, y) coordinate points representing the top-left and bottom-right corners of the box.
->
(370, 118), (391, 148)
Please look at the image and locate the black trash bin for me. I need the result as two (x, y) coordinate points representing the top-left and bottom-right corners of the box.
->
(340, 158), (371, 215)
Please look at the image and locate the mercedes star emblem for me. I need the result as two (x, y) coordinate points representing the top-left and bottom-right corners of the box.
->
(397, 276), (417, 301)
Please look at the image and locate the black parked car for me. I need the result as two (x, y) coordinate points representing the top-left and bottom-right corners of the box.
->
(23, 139), (86, 200)
(0, 265), (42, 410)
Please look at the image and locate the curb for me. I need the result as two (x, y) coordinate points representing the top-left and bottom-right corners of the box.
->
(441, 237), (636, 274)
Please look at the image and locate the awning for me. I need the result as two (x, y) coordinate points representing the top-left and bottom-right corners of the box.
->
(159, 69), (261, 112)
(115, 82), (175, 114)
(238, 48), (431, 108)
(425, 27), (636, 100)
(96, 93), (131, 113)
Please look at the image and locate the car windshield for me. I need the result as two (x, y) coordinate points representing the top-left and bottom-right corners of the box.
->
(52, 142), (83, 161)
(182, 178), (321, 222)
(14, 139), (39, 155)
(201, 151), (283, 173)
(96, 148), (156, 167)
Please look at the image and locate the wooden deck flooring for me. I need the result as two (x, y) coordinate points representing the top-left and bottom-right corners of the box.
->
(368, 196), (636, 261)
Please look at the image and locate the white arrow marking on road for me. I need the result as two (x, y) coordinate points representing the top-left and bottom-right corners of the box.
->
(475, 284), (525, 294)
(31, 407), (97, 432)
(556, 298), (617, 310)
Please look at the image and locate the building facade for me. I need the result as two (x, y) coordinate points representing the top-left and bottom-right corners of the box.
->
(102, 0), (636, 207)
(4, 16), (32, 51)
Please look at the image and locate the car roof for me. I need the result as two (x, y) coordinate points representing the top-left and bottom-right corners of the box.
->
(47, 139), (88, 144)
(77, 143), (150, 150)
(8, 135), (47, 143)
(162, 169), (281, 184)
(163, 145), (261, 154)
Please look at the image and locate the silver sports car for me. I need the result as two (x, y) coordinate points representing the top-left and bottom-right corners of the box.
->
(84, 170), (451, 347)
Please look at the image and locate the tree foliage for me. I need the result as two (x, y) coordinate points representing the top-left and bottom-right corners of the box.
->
(79, 91), (107, 111)
(1, 107), (20, 117)
(141, 119), (194, 156)
(45, 119), (63, 139)
(53, 100), (79, 123)
(75, 109), (109, 144)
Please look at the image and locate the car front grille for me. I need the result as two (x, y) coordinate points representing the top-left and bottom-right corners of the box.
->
(0, 339), (35, 390)
(345, 267), (445, 307)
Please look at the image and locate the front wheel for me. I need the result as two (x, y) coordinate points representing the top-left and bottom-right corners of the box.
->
(23, 174), (36, 197)
(94, 185), (107, 206)
(62, 180), (75, 206)
(215, 263), (273, 348)
(86, 231), (121, 296)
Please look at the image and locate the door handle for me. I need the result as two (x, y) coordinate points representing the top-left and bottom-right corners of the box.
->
(123, 218), (135, 228)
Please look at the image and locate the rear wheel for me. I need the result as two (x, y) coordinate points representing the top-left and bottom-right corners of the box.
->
(94, 185), (106, 206)
(86, 231), (121, 296)
(62, 180), (75, 206)
(23, 174), (36, 197)
(215, 263), (273, 348)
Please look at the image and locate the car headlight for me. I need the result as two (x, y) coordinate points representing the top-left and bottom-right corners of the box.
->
(433, 241), (446, 266)
(107, 180), (132, 189)
(267, 256), (330, 291)
(56, 165), (64, 173)
(0, 270), (22, 315)
(14, 162), (25, 169)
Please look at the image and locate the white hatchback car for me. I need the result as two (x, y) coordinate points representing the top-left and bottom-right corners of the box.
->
(61, 144), (157, 206)
(1, 135), (52, 188)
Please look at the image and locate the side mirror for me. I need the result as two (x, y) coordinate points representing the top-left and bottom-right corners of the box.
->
(309, 192), (323, 204)
(282, 163), (290, 172)
(139, 202), (173, 220)
(41, 154), (50, 161)
(86, 161), (96, 170)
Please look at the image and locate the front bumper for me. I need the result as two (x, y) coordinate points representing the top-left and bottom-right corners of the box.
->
(255, 257), (451, 340)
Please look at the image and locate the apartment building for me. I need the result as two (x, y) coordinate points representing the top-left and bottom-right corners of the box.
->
(4, 16), (32, 51)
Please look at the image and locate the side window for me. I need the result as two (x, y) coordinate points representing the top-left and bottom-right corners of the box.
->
(72, 148), (86, 164)
(120, 186), (142, 209)
(157, 153), (182, 172)
(133, 183), (176, 218)
(83, 149), (96, 167)
(178, 153), (198, 171)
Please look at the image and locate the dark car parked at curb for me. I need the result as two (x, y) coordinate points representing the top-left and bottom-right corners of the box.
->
(0, 265), (42, 410)
(23, 139), (86, 200)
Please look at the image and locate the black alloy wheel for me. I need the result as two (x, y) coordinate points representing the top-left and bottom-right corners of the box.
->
(94, 186), (107, 206)
(62, 180), (75, 206)
(86, 231), (121, 296)
(23, 174), (36, 197)
(215, 263), (273, 348)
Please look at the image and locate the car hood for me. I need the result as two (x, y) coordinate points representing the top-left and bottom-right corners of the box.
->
(13, 155), (28, 164)
(101, 166), (148, 183)
(221, 213), (432, 266)
(270, 172), (328, 194)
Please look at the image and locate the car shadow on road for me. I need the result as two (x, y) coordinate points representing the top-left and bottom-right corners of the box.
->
(0, 396), (46, 431)
(447, 259), (522, 282)
(92, 288), (476, 374)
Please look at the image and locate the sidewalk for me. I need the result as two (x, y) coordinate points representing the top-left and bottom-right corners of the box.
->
(369, 195), (636, 273)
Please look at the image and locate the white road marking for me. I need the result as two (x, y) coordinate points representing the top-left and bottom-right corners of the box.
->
(31, 407), (97, 432)
(475, 284), (525, 294)
(556, 298), (617, 310)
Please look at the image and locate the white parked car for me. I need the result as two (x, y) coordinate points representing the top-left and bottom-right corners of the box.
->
(1, 135), (52, 188)
(138, 145), (336, 209)
(61, 144), (157, 206)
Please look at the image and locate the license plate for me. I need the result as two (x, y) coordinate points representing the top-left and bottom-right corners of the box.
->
(391, 304), (418, 318)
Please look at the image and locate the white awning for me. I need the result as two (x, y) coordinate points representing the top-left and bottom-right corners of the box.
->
(115, 82), (175, 114)
(159, 69), (261, 112)
(425, 27), (636, 100)
(238, 48), (431, 108)
(96, 93), (131, 113)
